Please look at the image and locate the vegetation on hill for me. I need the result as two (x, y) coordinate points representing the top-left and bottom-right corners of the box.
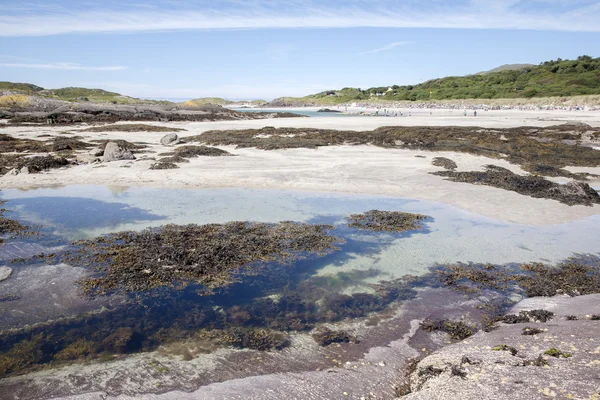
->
(0, 82), (44, 93)
(269, 56), (600, 105)
(476, 64), (535, 75)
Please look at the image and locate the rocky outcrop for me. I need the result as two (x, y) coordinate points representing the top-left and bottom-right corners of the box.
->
(160, 133), (179, 146)
(402, 294), (600, 400)
(102, 142), (136, 162)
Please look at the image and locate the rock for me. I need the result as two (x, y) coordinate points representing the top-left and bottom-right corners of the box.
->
(19, 166), (30, 174)
(160, 133), (179, 146)
(403, 294), (600, 400)
(76, 154), (99, 164)
(0, 266), (13, 282)
(89, 148), (104, 157)
(102, 142), (136, 162)
(558, 181), (600, 199)
(317, 108), (342, 113)
(4, 168), (19, 176)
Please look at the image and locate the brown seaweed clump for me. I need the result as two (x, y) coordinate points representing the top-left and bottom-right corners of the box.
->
(347, 210), (428, 233)
(51, 221), (342, 295)
(163, 145), (231, 158)
(312, 327), (358, 346)
(17, 155), (69, 173)
(420, 319), (477, 340)
(150, 161), (179, 170)
(431, 157), (457, 170)
(435, 255), (600, 298)
(433, 165), (600, 206)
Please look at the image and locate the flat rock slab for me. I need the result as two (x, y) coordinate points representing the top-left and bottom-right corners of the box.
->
(0, 266), (12, 282)
(403, 294), (600, 400)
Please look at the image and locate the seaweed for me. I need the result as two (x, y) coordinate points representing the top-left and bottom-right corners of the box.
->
(522, 327), (544, 335)
(436, 255), (600, 298)
(502, 310), (554, 324)
(150, 161), (179, 170)
(17, 155), (69, 173)
(46, 221), (343, 295)
(432, 165), (600, 206)
(544, 348), (571, 358)
(420, 319), (477, 340)
(311, 327), (358, 346)
(185, 124), (600, 171)
(161, 145), (231, 158)
(347, 210), (428, 233)
(492, 344), (518, 356)
(431, 157), (457, 170)
(47, 137), (91, 152)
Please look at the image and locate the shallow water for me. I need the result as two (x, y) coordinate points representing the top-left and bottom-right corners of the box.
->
(1, 185), (599, 376)
(2, 185), (599, 276)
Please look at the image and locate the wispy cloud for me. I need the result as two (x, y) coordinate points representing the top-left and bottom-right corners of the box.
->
(360, 41), (413, 55)
(0, 62), (126, 71)
(0, 1), (599, 36)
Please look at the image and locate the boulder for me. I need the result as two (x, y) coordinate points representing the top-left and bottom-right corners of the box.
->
(89, 148), (104, 157)
(4, 168), (19, 176)
(76, 154), (99, 164)
(102, 142), (136, 162)
(0, 266), (12, 282)
(19, 166), (30, 175)
(160, 133), (179, 146)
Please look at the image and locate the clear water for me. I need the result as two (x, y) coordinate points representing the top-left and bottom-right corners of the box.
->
(2, 185), (599, 277)
(1, 185), (599, 370)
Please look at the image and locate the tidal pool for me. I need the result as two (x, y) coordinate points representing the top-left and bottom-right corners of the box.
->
(0, 185), (599, 378)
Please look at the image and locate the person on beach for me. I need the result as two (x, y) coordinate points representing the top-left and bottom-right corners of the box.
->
(463, 110), (467, 116)
(474, 110), (477, 117)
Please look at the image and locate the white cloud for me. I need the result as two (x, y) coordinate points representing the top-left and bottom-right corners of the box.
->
(0, 1), (599, 36)
(0, 62), (126, 71)
(360, 41), (413, 55)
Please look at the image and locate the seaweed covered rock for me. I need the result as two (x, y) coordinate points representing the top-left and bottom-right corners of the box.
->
(17, 155), (69, 173)
(102, 141), (136, 162)
(48, 221), (342, 295)
(312, 327), (358, 346)
(167, 145), (231, 158)
(433, 165), (600, 206)
(347, 210), (428, 233)
(420, 319), (477, 340)
(431, 157), (457, 170)
(150, 161), (179, 170)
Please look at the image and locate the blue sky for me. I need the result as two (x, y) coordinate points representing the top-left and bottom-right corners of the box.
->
(1, 0), (599, 100)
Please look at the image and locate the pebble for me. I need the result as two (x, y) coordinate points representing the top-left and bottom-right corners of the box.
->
(378, 361), (386, 367)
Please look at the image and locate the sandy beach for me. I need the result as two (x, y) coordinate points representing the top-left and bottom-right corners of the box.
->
(2, 109), (600, 225)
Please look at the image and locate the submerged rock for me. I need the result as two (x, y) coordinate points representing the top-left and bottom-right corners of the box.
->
(102, 142), (136, 162)
(0, 266), (12, 282)
(160, 133), (179, 146)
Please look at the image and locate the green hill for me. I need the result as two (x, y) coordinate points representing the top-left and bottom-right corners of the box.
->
(270, 56), (600, 105)
(45, 87), (122, 101)
(0, 81), (44, 93)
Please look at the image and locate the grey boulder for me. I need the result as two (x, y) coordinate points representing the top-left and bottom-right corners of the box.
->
(160, 133), (179, 146)
(102, 142), (135, 162)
